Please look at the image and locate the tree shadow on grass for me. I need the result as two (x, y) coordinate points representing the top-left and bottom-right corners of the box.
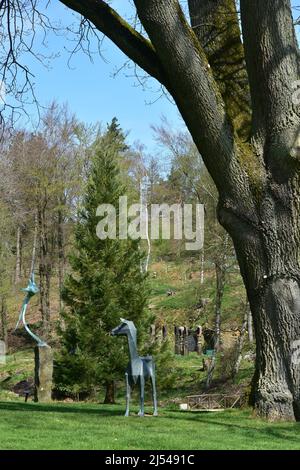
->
(167, 410), (300, 444)
(0, 401), (122, 417)
(1, 402), (299, 446)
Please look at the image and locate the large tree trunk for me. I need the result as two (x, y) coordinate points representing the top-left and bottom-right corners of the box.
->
(219, 179), (300, 421)
(249, 275), (300, 422)
(189, 0), (300, 421)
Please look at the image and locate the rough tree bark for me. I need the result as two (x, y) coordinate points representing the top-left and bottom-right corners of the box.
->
(59, 0), (300, 420)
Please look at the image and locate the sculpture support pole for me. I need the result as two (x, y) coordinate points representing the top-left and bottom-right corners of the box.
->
(34, 345), (53, 402)
(15, 275), (53, 402)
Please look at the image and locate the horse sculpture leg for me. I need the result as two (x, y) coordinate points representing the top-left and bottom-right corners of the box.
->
(125, 372), (131, 417)
(150, 369), (158, 416)
(138, 375), (145, 417)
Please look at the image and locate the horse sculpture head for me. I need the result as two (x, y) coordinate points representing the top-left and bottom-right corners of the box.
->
(111, 318), (136, 338)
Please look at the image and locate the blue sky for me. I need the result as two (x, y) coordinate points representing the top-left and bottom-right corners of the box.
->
(24, 1), (181, 155)
(16, 0), (300, 155)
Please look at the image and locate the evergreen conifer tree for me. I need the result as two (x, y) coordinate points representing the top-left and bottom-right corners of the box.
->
(54, 119), (150, 403)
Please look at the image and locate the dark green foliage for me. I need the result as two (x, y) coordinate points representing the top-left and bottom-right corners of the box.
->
(54, 120), (150, 399)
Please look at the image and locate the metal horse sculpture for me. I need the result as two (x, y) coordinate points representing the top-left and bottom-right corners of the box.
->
(15, 274), (48, 347)
(111, 319), (158, 417)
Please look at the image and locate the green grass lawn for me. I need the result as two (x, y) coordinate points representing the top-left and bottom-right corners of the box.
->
(0, 401), (299, 450)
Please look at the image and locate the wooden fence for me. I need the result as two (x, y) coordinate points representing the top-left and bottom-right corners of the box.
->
(186, 394), (241, 410)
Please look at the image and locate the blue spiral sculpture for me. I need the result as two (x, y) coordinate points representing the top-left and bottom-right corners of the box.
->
(15, 273), (48, 347)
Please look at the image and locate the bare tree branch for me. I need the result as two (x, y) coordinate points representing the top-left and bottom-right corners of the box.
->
(59, 0), (165, 84)
(0, 0), (58, 133)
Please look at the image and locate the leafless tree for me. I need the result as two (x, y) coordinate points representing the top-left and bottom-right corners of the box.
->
(0, 103), (83, 336)
(0, 1), (58, 132)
